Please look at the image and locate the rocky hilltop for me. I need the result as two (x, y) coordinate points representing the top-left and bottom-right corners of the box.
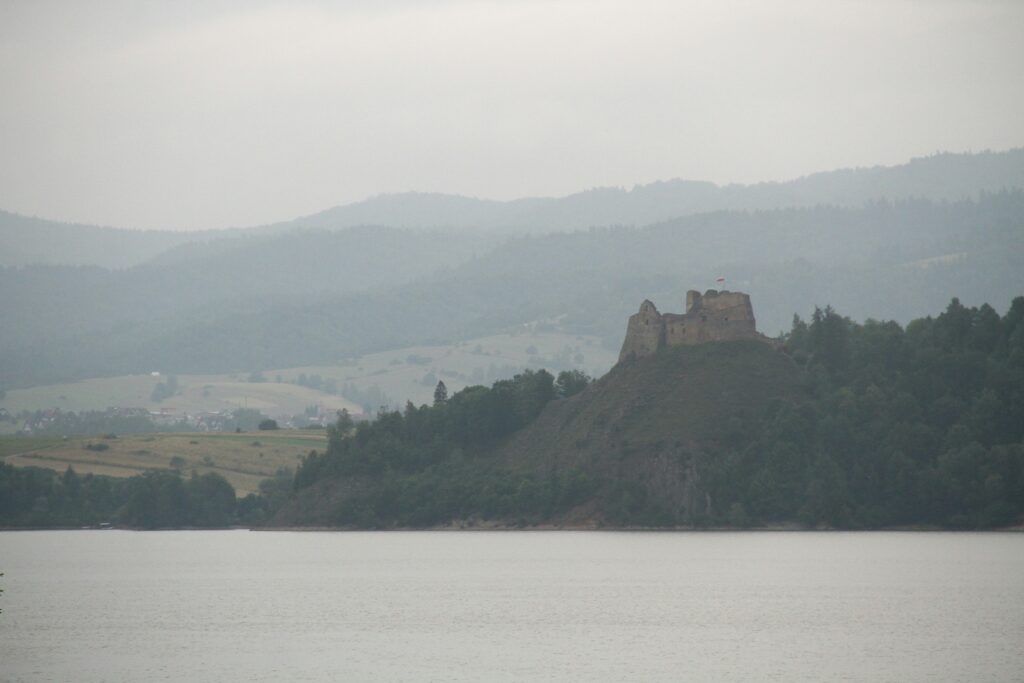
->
(619, 289), (766, 362)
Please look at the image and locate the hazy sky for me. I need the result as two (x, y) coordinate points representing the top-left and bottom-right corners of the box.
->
(1, 0), (1022, 230)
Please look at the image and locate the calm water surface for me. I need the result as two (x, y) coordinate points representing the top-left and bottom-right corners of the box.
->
(1, 530), (1022, 682)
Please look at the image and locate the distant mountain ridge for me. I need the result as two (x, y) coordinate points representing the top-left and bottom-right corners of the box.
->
(3, 191), (1021, 390)
(276, 148), (1024, 232)
(1, 149), (1022, 392)
(0, 211), (218, 269)
(3, 148), (1023, 268)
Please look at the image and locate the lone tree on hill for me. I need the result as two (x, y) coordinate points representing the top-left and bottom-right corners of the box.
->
(433, 380), (448, 406)
(556, 369), (592, 398)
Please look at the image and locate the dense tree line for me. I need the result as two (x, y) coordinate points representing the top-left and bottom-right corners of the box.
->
(22, 409), (166, 436)
(282, 299), (1023, 530)
(4, 298), (1022, 530)
(0, 464), (245, 529)
(288, 370), (595, 526)
(697, 297), (1024, 528)
(295, 369), (562, 483)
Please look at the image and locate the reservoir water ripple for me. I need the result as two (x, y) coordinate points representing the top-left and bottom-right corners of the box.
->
(1, 530), (1021, 682)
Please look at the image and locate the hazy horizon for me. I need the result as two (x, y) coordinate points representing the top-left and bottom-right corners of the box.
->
(4, 146), (1022, 232)
(2, 0), (1023, 231)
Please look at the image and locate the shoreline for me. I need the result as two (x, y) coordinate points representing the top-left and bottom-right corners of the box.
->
(3, 523), (1022, 533)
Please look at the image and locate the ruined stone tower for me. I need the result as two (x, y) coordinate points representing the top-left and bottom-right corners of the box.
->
(618, 289), (762, 362)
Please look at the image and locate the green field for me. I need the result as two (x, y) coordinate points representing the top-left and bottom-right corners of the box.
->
(0, 328), (618, 417)
(1, 431), (328, 497)
(269, 328), (617, 411)
(0, 374), (361, 418)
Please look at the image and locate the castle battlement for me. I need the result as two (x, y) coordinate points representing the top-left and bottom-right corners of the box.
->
(618, 289), (763, 362)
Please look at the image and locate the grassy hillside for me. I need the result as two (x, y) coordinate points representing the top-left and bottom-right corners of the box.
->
(498, 341), (801, 470)
(273, 340), (805, 527)
(1, 431), (326, 497)
(491, 341), (805, 523)
(0, 374), (360, 419)
(0, 329), (612, 419)
(270, 329), (616, 411)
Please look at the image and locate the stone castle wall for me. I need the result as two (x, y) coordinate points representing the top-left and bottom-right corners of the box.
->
(618, 299), (665, 361)
(618, 290), (761, 362)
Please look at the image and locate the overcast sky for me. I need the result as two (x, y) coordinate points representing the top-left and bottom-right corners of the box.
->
(1, 0), (1022, 231)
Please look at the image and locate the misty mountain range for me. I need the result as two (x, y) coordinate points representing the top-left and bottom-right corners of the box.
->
(277, 148), (1024, 233)
(1, 149), (1023, 390)
(4, 149), (1023, 270)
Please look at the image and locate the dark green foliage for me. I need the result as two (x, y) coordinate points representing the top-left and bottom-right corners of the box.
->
(276, 298), (1024, 530)
(113, 469), (238, 528)
(295, 369), (554, 483)
(258, 419), (279, 431)
(284, 370), (562, 526)
(119, 470), (189, 528)
(0, 463), (266, 530)
(556, 370), (592, 398)
(706, 297), (1024, 529)
(150, 375), (178, 402)
(433, 380), (448, 406)
(236, 467), (294, 526)
(183, 472), (236, 527)
(334, 409), (354, 437)
(0, 464), (127, 528)
(23, 409), (167, 436)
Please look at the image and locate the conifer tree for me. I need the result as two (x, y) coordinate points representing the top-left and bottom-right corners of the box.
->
(433, 380), (448, 406)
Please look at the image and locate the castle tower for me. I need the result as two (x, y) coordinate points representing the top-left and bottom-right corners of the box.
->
(618, 300), (665, 362)
(686, 290), (701, 313)
(618, 290), (762, 362)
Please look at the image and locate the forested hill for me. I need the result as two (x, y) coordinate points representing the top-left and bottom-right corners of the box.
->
(0, 227), (493, 386)
(0, 210), (227, 269)
(3, 192), (1021, 390)
(274, 297), (1024, 530)
(3, 298), (1021, 530)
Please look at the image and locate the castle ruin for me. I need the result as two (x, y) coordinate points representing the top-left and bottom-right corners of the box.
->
(618, 290), (764, 362)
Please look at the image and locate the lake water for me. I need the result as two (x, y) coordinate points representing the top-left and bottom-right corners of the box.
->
(1, 530), (1022, 682)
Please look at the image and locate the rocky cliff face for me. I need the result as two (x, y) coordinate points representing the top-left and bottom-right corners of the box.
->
(618, 289), (761, 362)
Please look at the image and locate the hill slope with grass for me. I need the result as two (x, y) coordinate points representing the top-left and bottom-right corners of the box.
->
(271, 340), (805, 528)
(4, 298), (1021, 529)
(491, 341), (803, 524)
